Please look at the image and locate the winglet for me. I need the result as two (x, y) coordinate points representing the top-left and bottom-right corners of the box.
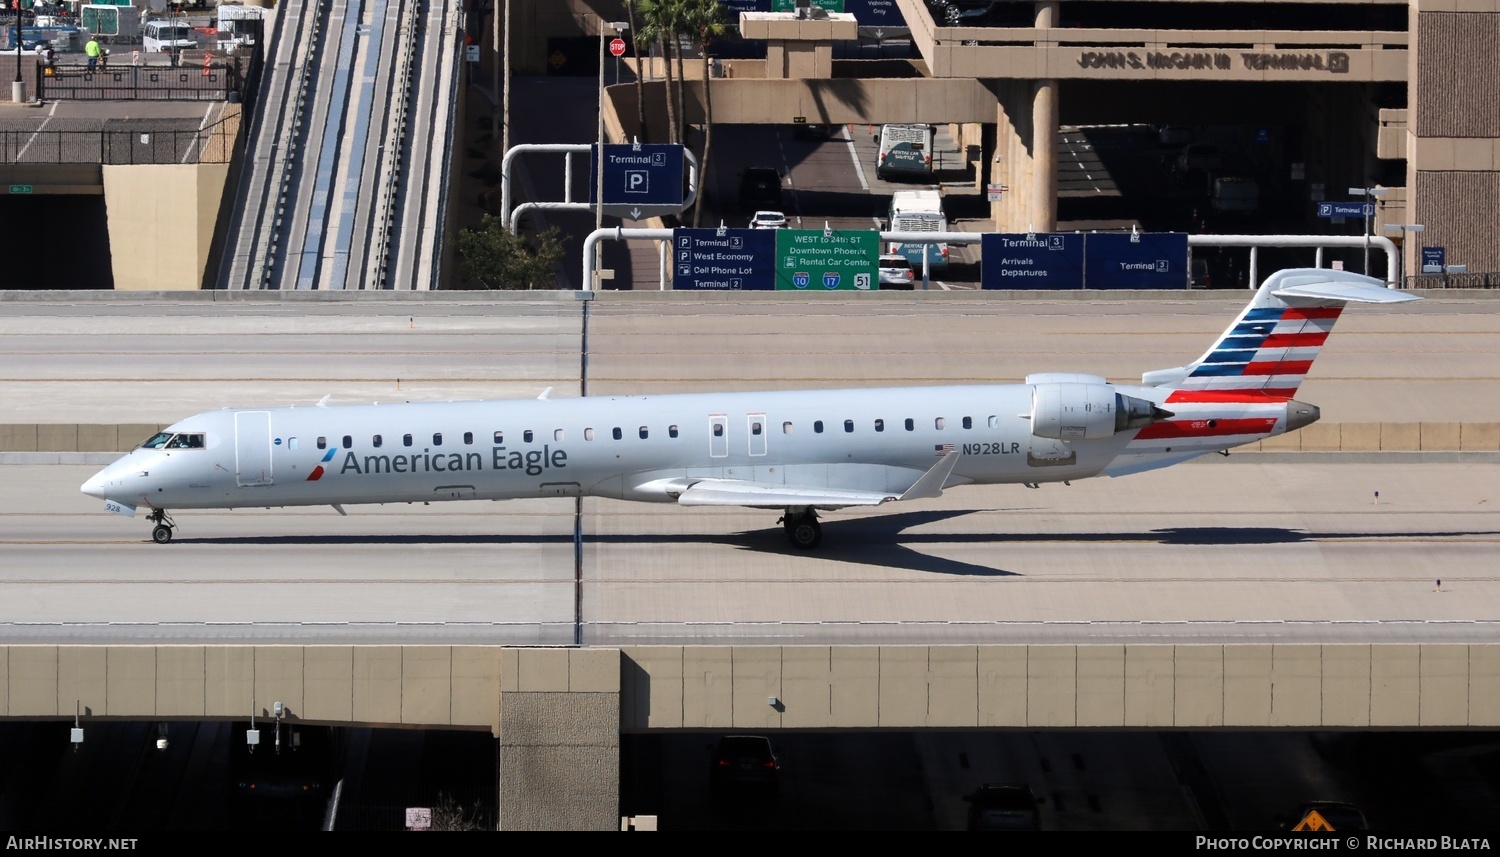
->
(537, 387), (553, 400)
(900, 450), (960, 501)
(316, 395), (331, 408)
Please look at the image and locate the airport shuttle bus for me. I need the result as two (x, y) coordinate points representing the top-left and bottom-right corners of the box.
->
(876, 124), (934, 180)
(888, 189), (949, 273)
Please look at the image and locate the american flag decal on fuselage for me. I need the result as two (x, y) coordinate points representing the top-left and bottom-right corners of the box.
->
(1179, 305), (1341, 398)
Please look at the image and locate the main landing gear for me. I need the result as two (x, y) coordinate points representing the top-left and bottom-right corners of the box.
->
(779, 507), (821, 550)
(148, 509), (176, 544)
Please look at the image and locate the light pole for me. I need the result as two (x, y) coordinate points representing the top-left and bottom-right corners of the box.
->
(1381, 222), (1424, 289)
(13, 0), (23, 105)
(594, 20), (628, 288)
(1347, 186), (1387, 276)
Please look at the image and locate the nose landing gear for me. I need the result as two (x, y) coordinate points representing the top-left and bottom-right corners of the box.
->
(148, 509), (176, 544)
(779, 507), (821, 550)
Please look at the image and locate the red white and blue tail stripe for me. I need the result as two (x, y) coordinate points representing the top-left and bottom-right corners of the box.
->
(1141, 269), (1419, 399)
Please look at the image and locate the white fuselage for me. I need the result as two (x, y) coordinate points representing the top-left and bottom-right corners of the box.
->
(81, 382), (1291, 513)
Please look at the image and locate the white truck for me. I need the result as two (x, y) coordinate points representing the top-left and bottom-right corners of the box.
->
(215, 2), (263, 51)
(887, 188), (949, 273)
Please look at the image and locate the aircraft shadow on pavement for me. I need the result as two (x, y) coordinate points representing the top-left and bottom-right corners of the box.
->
(178, 518), (1500, 578)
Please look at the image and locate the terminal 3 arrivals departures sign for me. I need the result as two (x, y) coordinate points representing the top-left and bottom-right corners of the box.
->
(981, 232), (1189, 289)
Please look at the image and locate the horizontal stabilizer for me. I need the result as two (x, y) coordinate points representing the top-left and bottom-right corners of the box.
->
(676, 480), (898, 508)
(1272, 281), (1421, 304)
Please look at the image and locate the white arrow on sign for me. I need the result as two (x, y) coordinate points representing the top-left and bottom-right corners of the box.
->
(630, 208), (642, 219)
(875, 29), (884, 38)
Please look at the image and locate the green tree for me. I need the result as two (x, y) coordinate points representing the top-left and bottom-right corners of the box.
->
(451, 216), (564, 289)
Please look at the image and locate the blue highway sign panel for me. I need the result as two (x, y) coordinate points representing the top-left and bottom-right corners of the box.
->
(672, 228), (776, 290)
(981, 233), (1085, 289)
(1085, 233), (1189, 289)
(1317, 201), (1374, 218)
(589, 143), (686, 219)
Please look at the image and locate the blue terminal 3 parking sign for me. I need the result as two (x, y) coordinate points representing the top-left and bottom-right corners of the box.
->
(980, 233), (1085, 289)
(672, 228), (777, 290)
(1085, 232), (1189, 289)
(588, 143), (686, 219)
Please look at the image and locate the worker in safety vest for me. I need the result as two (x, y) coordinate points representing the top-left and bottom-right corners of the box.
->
(85, 37), (102, 71)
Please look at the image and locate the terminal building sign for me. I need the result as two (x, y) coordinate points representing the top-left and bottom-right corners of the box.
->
(1077, 50), (1350, 74)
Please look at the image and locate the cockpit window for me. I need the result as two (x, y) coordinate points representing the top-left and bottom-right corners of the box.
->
(141, 432), (205, 449)
(140, 432), (173, 449)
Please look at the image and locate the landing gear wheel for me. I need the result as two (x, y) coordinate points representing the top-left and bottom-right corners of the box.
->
(784, 514), (821, 550)
(147, 508), (176, 544)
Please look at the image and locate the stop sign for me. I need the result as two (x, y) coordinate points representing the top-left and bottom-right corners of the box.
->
(609, 38), (626, 57)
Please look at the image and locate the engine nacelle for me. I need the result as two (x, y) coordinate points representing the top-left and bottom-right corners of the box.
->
(1030, 383), (1165, 440)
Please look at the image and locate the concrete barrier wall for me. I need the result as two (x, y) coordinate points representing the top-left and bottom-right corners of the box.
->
(6, 423), (1496, 453)
(619, 644), (1500, 730)
(5, 644), (1495, 730)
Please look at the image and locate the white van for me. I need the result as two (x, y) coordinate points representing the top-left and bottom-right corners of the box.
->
(142, 19), (196, 53)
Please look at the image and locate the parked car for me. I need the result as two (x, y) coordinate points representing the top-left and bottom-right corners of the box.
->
(709, 735), (780, 792)
(750, 210), (787, 229)
(878, 253), (914, 288)
(738, 167), (783, 210)
(965, 783), (1044, 830)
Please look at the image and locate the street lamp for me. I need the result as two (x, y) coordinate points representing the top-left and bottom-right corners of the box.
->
(1348, 186), (1387, 276)
(1381, 223), (1424, 289)
(13, 0), (23, 105)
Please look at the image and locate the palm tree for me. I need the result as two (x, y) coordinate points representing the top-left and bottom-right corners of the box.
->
(683, 0), (726, 226)
(621, 0), (647, 143)
(637, 0), (684, 145)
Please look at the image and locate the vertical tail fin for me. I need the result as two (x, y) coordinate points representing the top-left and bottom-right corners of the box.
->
(1142, 269), (1419, 397)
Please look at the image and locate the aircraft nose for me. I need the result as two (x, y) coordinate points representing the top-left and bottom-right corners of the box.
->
(81, 468), (111, 499)
(81, 459), (130, 500)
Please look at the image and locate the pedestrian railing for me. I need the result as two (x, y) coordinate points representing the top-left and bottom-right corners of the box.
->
(0, 113), (243, 165)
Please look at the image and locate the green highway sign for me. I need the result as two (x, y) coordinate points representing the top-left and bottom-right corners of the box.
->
(774, 229), (879, 291)
(8, 185), (33, 194)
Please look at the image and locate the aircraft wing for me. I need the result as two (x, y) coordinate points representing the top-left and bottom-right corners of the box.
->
(673, 451), (962, 509)
(675, 479), (898, 509)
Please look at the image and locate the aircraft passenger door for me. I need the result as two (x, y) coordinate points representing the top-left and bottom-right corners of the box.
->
(708, 415), (728, 458)
(746, 414), (767, 457)
(234, 411), (274, 486)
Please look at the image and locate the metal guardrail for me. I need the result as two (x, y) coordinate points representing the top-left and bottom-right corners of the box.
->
(1405, 271), (1500, 289)
(0, 114), (242, 165)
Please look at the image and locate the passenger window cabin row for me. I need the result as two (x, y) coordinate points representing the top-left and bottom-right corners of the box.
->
(308, 415), (1001, 451)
